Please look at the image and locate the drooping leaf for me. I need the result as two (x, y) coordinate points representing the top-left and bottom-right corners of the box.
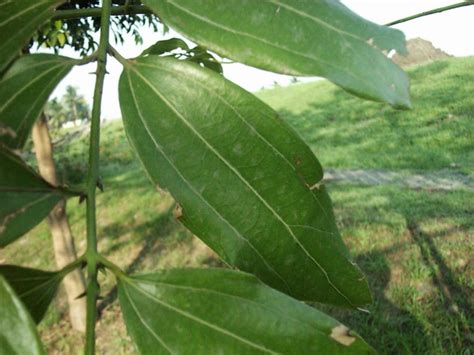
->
(118, 268), (374, 354)
(0, 265), (60, 323)
(119, 56), (370, 307)
(0, 0), (64, 74)
(141, 37), (189, 56)
(0, 276), (46, 355)
(0, 54), (76, 149)
(0, 146), (70, 247)
(187, 46), (223, 74)
(142, 0), (410, 108)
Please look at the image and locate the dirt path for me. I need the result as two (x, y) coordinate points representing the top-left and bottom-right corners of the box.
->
(323, 168), (474, 191)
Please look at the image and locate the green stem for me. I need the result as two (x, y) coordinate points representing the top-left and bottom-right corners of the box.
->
(58, 254), (87, 279)
(98, 255), (127, 278)
(84, 0), (112, 354)
(52, 5), (153, 21)
(386, 1), (474, 26)
(108, 45), (130, 66)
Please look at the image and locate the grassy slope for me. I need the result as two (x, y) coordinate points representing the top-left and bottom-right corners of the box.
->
(1, 57), (473, 354)
(258, 57), (474, 174)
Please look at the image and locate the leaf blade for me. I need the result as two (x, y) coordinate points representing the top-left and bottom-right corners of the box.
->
(142, 0), (410, 108)
(0, 276), (46, 355)
(0, 54), (76, 149)
(141, 37), (189, 56)
(0, 147), (66, 247)
(118, 269), (374, 354)
(119, 56), (370, 307)
(0, 265), (61, 323)
(0, 0), (64, 73)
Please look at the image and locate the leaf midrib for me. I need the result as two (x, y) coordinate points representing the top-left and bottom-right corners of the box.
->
(163, 0), (382, 98)
(132, 276), (333, 336)
(137, 61), (332, 224)
(125, 280), (279, 354)
(0, 62), (69, 114)
(125, 70), (291, 292)
(128, 65), (354, 306)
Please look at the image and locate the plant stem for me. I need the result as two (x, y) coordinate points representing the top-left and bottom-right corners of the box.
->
(84, 0), (112, 354)
(58, 254), (87, 279)
(108, 45), (129, 66)
(52, 5), (153, 21)
(386, 1), (474, 26)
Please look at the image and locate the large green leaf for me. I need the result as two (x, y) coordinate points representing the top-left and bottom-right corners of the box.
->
(0, 54), (76, 149)
(0, 276), (46, 355)
(0, 0), (64, 74)
(142, 0), (410, 108)
(119, 56), (370, 307)
(0, 147), (68, 247)
(0, 265), (61, 323)
(118, 268), (374, 354)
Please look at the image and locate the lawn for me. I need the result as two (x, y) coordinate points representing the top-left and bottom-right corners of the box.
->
(258, 56), (474, 175)
(1, 57), (473, 354)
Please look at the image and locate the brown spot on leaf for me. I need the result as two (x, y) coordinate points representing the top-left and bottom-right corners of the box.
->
(294, 156), (302, 166)
(173, 204), (183, 219)
(0, 124), (16, 138)
(0, 207), (27, 234)
(308, 181), (323, 190)
(330, 325), (356, 346)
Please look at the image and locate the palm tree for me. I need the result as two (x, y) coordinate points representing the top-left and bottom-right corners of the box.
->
(62, 85), (90, 126)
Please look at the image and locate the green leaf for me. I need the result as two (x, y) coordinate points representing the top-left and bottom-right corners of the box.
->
(0, 0), (64, 74)
(0, 54), (76, 149)
(0, 265), (61, 323)
(118, 268), (374, 354)
(187, 46), (223, 74)
(142, 0), (410, 108)
(0, 146), (67, 247)
(141, 37), (189, 56)
(119, 56), (370, 307)
(0, 276), (46, 355)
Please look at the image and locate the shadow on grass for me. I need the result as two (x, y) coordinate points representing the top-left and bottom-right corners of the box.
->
(406, 220), (473, 340)
(97, 206), (175, 316)
(322, 250), (431, 354)
(275, 59), (474, 173)
(327, 185), (473, 353)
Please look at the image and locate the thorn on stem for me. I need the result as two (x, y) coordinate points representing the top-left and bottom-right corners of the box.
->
(96, 178), (104, 192)
(79, 193), (87, 204)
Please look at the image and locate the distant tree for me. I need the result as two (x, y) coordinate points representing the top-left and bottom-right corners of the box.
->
(45, 98), (67, 130)
(62, 85), (90, 126)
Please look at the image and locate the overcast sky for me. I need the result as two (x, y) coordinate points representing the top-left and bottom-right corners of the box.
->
(43, 1), (474, 119)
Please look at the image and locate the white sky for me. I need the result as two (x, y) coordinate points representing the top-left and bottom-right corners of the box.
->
(42, 1), (474, 119)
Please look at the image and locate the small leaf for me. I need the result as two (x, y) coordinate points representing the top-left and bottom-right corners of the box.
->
(0, 146), (70, 247)
(0, 276), (46, 355)
(142, 0), (410, 108)
(141, 37), (189, 56)
(0, 265), (61, 323)
(118, 268), (374, 354)
(119, 56), (370, 307)
(187, 47), (223, 74)
(0, 54), (76, 149)
(0, 0), (65, 74)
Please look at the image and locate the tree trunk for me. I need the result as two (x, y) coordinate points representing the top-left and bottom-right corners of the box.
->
(32, 113), (87, 332)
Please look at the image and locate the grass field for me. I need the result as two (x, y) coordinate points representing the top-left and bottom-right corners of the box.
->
(1, 57), (473, 354)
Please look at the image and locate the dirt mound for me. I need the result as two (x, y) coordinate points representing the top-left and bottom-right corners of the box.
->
(392, 37), (451, 67)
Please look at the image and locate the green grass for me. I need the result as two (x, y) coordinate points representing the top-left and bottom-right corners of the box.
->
(1, 57), (473, 354)
(258, 57), (474, 175)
